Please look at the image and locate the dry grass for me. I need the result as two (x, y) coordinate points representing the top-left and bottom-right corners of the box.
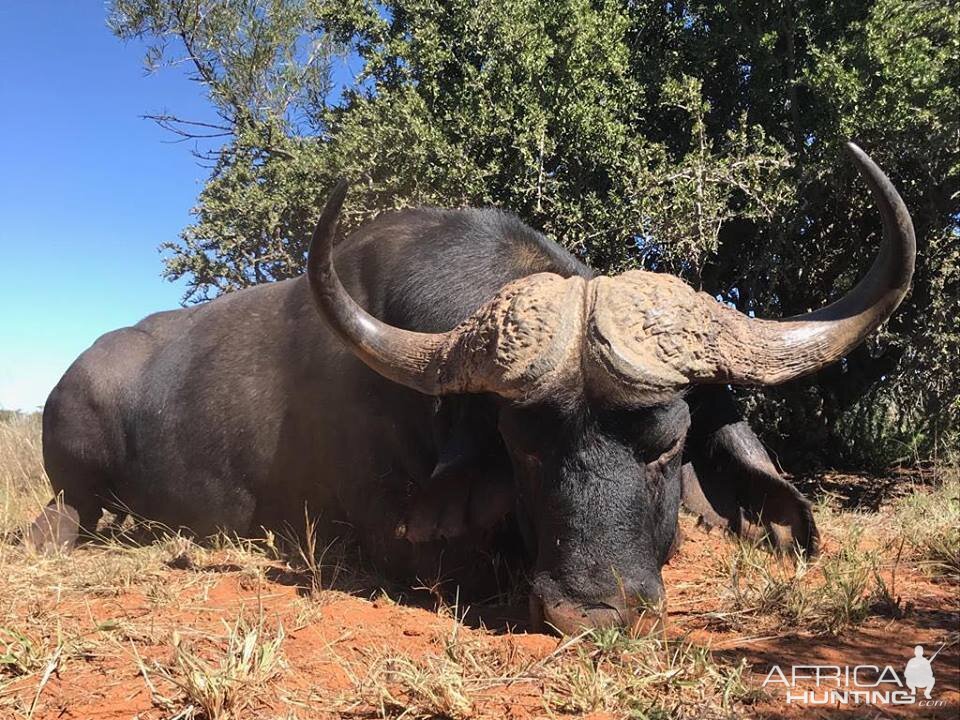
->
(713, 525), (899, 636)
(0, 627), (51, 678)
(329, 623), (755, 719)
(710, 468), (960, 637)
(0, 412), (956, 719)
(541, 629), (755, 718)
(0, 413), (49, 537)
(344, 650), (476, 719)
(138, 615), (286, 720)
(892, 468), (960, 579)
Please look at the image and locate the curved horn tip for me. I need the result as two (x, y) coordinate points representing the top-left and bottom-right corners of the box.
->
(702, 140), (915, 388)
(332, 176), (350, 197)
(843, 141), (874, 169)
(842, 143), (901, 196)
(321, 178), (350, 219)
(309, 179), (350, 262)
(844, 140), (865, 157)
(305, 176), (458, 397)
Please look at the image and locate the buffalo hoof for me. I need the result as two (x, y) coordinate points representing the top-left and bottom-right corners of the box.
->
(25, 504), (80, 553)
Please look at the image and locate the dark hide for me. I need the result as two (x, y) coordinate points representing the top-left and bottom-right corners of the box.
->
(681, 387), (819, 556)
(500, 401), (689, 630)
(39, 204), (816, 625)
(404, 396), (514, 542)
(39, 209), (586, 583)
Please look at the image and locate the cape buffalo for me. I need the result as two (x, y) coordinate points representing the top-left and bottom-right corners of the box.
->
(35, 143), (914, 633)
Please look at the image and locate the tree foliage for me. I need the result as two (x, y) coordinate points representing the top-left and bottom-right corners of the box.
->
(109, 0), (959, 467)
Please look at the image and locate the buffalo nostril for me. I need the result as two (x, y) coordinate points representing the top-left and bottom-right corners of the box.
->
(529, 572), (667, 635)
(531, 591), (667, 636)
(534, 598), (637, 635)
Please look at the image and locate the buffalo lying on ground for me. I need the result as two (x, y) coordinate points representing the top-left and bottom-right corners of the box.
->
(35, 143), (914, 633)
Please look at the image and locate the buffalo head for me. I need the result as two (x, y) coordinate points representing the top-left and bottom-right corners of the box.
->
(306, 143), (915, 633)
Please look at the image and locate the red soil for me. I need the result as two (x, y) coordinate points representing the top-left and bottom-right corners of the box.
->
(4, 520), (957, 719)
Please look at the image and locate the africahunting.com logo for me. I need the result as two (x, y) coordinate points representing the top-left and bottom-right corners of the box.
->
(763, 644), (949, 707)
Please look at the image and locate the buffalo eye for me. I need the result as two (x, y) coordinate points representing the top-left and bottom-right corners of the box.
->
(636, 429), (687, 468)
(653, 432), (686, 467)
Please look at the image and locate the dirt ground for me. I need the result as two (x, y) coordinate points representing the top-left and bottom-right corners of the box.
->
(0, 425), (956, 720)
(1, 497), (957, 720)
(669, 522), (959, 719)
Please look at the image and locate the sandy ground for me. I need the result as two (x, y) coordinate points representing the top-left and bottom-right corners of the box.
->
(1, 506), (956, 720)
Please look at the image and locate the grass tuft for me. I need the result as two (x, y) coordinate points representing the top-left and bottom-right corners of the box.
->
(0, 627), (47, 679)
(716, 523), (902, 635)
(543, 628), (754, 718)
(142, 615), (286, 720)
(893, 473), (960, 579)
(330, 622), (754, 719)
(361, 652), (475, 719)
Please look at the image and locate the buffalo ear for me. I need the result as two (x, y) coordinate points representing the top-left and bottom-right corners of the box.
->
(403, 397), (515, 543)
(682, 390), (818, 556)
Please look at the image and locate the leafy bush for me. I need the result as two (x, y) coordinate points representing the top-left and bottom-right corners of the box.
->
(109, 0), (959, 467)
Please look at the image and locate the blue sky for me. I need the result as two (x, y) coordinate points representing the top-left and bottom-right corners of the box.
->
(0, 4), (225, 411)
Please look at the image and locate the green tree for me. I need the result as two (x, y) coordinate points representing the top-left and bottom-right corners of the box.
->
(109, 0), (342, 292)
(673, 0), (959, 467)
(109, 0), (959, 467)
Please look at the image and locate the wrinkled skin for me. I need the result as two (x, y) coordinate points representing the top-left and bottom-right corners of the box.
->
(39, 207), (817, 633)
